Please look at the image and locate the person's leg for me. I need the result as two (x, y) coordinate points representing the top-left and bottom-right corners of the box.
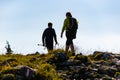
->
(65, 39), (69, 53)
(66, 37), (71, 53)
(46, 43), (53, 53)
(70, 44), (74, 52)
(47, 47), (53, 53)
(65, 45), (69, 53)
(70, 44), (75, 55)
(70, 39), (75, 56)
(66, 31), (74, 54)
(47, 48), (50, 53)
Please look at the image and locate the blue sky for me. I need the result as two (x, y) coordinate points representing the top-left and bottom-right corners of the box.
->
(0, 0), (120, 55)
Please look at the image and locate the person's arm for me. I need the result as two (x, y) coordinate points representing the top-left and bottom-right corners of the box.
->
(42, 29), (46, 46)
(61, 19), (66, 38)
(53, 29), (58, 44)
(61, 29), (64, 38)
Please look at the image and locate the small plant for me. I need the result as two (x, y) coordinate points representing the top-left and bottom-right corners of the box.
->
(5, 41), (13, 55)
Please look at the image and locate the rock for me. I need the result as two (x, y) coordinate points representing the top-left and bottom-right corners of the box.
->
(2, 74), (15, 80)
(116, 60), (120, 65)
(14, 65), (36, 80)
(48, 52), (69, 64)
(1, 59), (17, 66)
(74, 54), (89, 64)
(1, 50), (120, 79)
(93, 51), (113, 60)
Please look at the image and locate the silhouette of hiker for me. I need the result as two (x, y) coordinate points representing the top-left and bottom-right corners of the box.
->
(61, 12), (78, 56)
(42, 22), (58, 53)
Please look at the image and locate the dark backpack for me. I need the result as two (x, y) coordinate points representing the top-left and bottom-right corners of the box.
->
(69, 18), (78, 39)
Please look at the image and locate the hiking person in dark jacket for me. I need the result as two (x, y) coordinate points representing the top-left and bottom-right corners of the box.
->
(61, 12), (78, 56)
(42, 22), (58, 53)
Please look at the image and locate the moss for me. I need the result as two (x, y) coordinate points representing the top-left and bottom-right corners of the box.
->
(37, 63), (62, 80)
(74, 54), (89, 64)
(93, 53), (103, 60)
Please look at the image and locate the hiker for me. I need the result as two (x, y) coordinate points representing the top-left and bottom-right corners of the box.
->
(61, 12), (78, 56)
(42, 22), (58, 53)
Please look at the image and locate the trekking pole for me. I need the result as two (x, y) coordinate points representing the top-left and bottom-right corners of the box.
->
(37, 44), (46, 50)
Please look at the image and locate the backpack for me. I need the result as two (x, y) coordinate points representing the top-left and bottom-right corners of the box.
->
(69, 17), (78, 39)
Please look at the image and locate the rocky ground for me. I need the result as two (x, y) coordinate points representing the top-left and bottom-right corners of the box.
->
(0, 51), (120, 80)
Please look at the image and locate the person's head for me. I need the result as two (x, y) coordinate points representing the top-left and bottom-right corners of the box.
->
(48, 22), (52, 28)
(66, 12), (72, 18)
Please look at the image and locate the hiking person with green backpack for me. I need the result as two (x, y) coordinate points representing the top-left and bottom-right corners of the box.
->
(61, 12), (78, 56)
